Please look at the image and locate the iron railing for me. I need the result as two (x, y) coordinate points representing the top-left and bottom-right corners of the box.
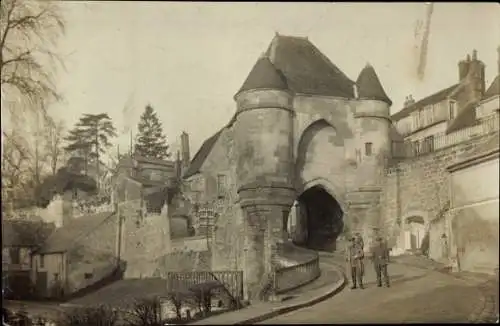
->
(392, 114), (499, 159)
(165, 270), (244, 304)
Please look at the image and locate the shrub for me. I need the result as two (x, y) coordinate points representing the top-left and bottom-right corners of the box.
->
(164, 290), (194, 320)
(61, 305), (118, 326)
(188, 281), (224, 315)
(124, 297), (163, 326)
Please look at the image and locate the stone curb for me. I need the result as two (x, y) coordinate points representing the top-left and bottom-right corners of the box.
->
(234, 265), (347, 325)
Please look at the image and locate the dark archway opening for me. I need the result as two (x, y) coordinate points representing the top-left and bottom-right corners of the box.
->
(297, 185), (344, 251)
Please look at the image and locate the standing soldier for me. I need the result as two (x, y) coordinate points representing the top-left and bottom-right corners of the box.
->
(345, 236), (365, 289)
(371, 236), (390, 287)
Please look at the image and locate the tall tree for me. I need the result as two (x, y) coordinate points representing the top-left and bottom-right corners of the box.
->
(0, 0), (65, 116)
(64, 113), (117, 186)
(134, 104), (170, 160)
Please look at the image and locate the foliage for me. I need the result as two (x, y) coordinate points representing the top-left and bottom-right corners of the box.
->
(134, 104), (170, 160)
(64, 113), (117, 179)
(124, 297), (164, 326)
(188, 281), (224, 315)
(34, 166), (97, 208)
(0, 0), (65, 116)
(61, 305), (118, 326)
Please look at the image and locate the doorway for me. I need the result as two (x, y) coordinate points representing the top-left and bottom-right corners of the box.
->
(296, 186), (344, 251)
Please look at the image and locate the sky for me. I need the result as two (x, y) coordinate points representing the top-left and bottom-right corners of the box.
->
(45, 2), (500, 158)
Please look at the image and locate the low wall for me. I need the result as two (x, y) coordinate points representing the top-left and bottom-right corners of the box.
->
(272, 242), (321, 294)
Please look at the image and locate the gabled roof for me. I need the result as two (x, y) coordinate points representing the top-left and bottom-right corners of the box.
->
(237, 56), (288, 95)
(356, 63), (392, 106)
(182, 113), (237, 180)
(483, 75), (499, 99)
(391, 84), (460, 121)
(36, 211), (115, 254)
(446, 101), (479, 134)
(2, 220), (55, 248)
(260, 34), (355, 98)
(183, 130), (223, 179)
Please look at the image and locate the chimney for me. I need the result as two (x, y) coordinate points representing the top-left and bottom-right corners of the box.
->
(403, 95), (415, 108)
(180, 132), (190, 169)
(468, 49), (486, 95)
(458, 54), (470, 81)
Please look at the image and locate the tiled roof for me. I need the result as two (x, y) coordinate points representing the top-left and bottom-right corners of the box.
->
(446, 101), (479, 134)
(264, 34), (355, 98)
(133, 155), (175, 167)
(2, 220), (55, 248)
(483, 75), (500, 99)
(391, 84), (459, 121)
(36, 211), (115, 254)
(183, 130), (223, 179)
(236, 56), (288, 95)
(356, 63), (392, 105)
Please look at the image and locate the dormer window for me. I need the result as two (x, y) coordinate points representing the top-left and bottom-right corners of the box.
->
(449, 100), (457, 120)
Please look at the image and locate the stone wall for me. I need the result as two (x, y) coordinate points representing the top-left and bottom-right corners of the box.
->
(383, 131), (499, 260)
(66, 212), (119, 293)
(118, 199), (171, 279)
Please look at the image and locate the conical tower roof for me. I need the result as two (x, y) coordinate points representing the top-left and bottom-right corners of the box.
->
(356, 63), (392, 106)
(236, 56), (288, 96)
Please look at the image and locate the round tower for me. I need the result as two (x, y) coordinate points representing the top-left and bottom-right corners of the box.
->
(346, 63), (393, 248)
(233, 54), (296, 301)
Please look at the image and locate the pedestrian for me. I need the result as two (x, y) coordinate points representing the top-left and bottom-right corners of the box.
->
(371, 236), (390, 288)
(345, 236), (365, 289)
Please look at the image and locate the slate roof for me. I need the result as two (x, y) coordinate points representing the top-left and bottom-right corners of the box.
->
(2, 220), (55, 248)
(356, 63), (392, 106)
(255, 34), (355, 98)
(446, 101), (480, 134)
(133, 155), (175, 167)
(391, 84), (460, 121)
(36, 211), (115, 254)
(483, 75), (500, 99)
(237, 56), (288, 95)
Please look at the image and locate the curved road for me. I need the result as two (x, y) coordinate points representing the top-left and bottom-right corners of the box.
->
(261, 256), (488, 324)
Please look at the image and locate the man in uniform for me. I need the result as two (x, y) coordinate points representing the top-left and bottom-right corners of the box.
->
(346, 236), (365, 289)
(371, 236), (390, 287)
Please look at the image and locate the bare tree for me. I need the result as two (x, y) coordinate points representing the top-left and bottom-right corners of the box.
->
(0, 0), (65, 117)
(44, 116), (66, 175)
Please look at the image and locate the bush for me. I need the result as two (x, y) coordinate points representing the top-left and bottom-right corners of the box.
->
(188, 281), (224, 315)
(124, 297), (163, 326)
(61, 305), (118, 326)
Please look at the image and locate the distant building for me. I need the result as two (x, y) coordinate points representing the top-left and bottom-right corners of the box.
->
(2, 220), (55, 299)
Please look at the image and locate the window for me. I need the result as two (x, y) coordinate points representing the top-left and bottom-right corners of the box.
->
(423, 136), (434, 153)
(412, 140), (421, 156)
(216, 174), (227, 198)
(282, 210), (288, 232)
(427, 105), (435, 125)
(355, 149), (361, 163)
(449, 101), (456, 119)
(412, 113), (420, 130)
(40, 254), (45, 268)
(54, 273), (60, 281)
(365, 142), (373, 156)
(9, 248), (20, 265)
